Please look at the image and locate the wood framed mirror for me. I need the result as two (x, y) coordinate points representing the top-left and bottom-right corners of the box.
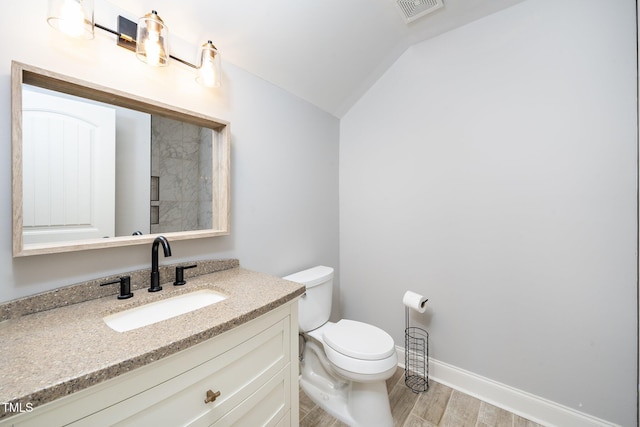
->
(11, 61), (230, 257)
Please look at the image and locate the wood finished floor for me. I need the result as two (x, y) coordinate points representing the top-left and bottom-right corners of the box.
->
(299, 367), (545, 427)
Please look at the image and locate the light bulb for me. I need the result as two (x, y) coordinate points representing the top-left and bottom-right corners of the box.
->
(136, 10), (168, 66)
(47, 0), (93, 39)
(196, 41), (221, 88)
(59, 0), (84, 37)
(199, 56), (216, 87)
(144, 33), (161, 66)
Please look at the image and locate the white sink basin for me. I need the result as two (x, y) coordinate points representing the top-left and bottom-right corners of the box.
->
(103, 289), (227, 332)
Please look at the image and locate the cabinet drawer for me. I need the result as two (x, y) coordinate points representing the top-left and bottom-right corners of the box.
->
(211, 366), (290, 427)
(70, 318), (289, 427)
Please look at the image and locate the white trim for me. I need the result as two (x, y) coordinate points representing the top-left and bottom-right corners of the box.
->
(396, 346), (621, 427)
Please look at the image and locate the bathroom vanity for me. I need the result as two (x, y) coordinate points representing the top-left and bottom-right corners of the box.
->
(0, 262), (304, 426)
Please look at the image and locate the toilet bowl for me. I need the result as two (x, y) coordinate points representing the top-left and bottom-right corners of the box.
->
(283, 266), (397, 427)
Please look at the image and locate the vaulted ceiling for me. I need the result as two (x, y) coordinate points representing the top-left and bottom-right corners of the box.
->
(104, 0), (525, 117)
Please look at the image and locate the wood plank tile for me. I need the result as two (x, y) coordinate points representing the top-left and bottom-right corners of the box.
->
(477, 401), (513, 427)
(513, 415), (545, 427)
(404, 414), (439, 427)
(389, 381), (421, 426)
(299, 374), (544, 427)
(411, 380), (453, 425)
(300, 406), (339, 427)
(439, 390), (481, 427)
(299, 388), (316, 419)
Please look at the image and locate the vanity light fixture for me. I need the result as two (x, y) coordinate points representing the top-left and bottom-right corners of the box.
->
(135, 10), (168, 67)
(46, 1), (221, 87)
(196, 41), (221, 88)
(47, 0), (95, 39)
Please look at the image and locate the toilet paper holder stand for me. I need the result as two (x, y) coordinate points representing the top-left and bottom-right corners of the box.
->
(404, 307), (429, 393)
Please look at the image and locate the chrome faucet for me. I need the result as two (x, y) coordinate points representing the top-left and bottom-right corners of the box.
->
(149, 236), (172, 292)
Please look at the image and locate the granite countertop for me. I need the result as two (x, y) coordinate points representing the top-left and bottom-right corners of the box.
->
(0, 266), (305, 419)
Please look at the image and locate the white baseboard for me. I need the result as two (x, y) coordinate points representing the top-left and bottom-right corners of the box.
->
(395, 346), (621, 427)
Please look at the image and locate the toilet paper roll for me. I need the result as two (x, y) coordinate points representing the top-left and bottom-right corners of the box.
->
(403, 291), (428, 313)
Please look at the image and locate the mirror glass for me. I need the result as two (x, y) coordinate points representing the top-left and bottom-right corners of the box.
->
(12, 61), (230, 257)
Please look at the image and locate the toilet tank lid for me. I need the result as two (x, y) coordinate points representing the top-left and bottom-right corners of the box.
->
(283, 265), (334, 288)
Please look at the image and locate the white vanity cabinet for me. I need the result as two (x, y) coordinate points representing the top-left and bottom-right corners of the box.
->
(1, 302), (299, 427)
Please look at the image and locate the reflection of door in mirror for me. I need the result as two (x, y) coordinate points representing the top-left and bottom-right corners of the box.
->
(22, 87), (116, 244)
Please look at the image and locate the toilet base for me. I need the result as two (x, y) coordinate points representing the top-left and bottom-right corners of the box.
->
(300, 376), (393, 427)
(300, 340), (393, 427)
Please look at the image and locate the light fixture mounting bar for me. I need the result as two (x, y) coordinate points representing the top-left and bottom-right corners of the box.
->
(169, 55), (197, 69)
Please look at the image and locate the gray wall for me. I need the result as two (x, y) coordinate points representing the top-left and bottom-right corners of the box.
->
(339, 0), (636, 425)
(0, 1), (340, 303)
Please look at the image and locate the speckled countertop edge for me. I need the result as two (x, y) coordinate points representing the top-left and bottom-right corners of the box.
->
(0, 266), (305, 419)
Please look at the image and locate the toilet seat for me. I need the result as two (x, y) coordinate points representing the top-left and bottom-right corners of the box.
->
(307, 319), (398, 376)
(323, 319), (396, 360)
(323, 342), (398, 376)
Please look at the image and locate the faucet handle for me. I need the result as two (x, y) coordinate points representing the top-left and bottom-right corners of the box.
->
(174, 264), (197, 286)
(101, 276), (133, 300)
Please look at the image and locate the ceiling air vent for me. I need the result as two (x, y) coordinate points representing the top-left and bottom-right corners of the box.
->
(395, 0), (444, 23)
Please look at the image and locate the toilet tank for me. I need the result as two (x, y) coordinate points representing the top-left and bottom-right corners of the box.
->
(283, 266), (334, 332)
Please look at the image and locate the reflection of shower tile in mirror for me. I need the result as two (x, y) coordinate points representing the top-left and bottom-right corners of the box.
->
(158, 157), (182, 202)
(199, 128), (213, 203)
(149, 114), (218, 233)
(183, 141), (199, 162)
(200, 127), (213, 152)
(150, 176), (160, 201)
(150, 205), (159, 225)
(199, 202), (213, 229)
(154, 201), (182, 233)
(154, 116), (183, 159)
(151, 134), (160, 176)
(153, 115), (181, 138)
(183, 123), (200, 156)
(160, 137), (182, 159)
(182, 160), (199, 202)
(151, 116), (169, 145)
(200, 174), (213, 201)
(183, 201), (199, 231)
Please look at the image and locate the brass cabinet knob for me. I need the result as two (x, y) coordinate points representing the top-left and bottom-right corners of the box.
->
(204, 389), (221, 404)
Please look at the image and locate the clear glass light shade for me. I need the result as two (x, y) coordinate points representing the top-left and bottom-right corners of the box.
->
(136, 10), (169, 67)
(47, 0), (94, 39)
(196, 41), (221, 88)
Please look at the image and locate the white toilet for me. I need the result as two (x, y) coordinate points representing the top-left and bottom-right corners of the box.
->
(283, 266), (397, 427)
